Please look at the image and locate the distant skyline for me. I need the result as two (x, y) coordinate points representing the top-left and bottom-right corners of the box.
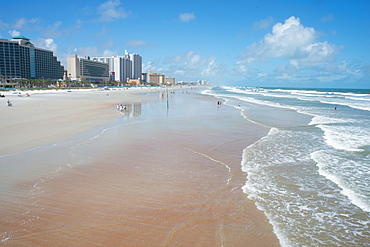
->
(1, 0), (369, 88)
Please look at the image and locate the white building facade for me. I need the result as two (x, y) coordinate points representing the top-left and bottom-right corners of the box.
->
(94, 51), (142, 83)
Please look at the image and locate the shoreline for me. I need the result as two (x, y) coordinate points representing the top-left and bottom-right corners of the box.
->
(0, 88), (280, 246)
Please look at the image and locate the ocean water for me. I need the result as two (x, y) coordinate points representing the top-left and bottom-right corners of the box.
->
(202, 86), (370, 246)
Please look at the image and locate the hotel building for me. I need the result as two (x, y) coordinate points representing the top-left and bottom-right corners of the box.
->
(147, 70), (165, 85)
(0, 36), (64, 82)
(67, 55), (109, 83)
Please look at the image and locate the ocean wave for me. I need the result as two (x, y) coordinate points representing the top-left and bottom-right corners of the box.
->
(317, 124), (368, 152)
(319, 100), (370, 112)
(311, 150), (370, 212)
(206, 86), (370, 246)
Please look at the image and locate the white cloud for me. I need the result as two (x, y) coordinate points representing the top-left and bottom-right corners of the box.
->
(298, 41), (341, 66)
(148, 51), (223, 82)
(178, 13), (196, 22)
(184, 51), (203, 69)
(97, 0), (130, 22)
(261, 16), (315, 58)
(8, 30), (20, 37)
(143, 61), (163, 73)
(201, 57), (222, 77)
(33, 38), (58, 53)
(233, 16), (360, 85)
(239, 16), (341, 69)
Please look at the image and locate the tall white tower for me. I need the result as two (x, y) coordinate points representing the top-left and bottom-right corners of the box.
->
(129, 53), (142, 80)
(114, 56), (132, 82)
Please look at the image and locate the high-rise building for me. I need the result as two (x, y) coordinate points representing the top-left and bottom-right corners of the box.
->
(116, 56), (132, 82)
(0, 36), (64, 81)
(67, 55), (109, 83)
(94, 56), (132, 82)
(93, 51), (142, 83)
(129, 53), (142, 80)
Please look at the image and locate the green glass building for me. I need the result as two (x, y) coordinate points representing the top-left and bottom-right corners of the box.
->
(0, 36), (64, 82)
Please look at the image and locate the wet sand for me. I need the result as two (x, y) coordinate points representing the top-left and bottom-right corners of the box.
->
(0, 88), (280, 246)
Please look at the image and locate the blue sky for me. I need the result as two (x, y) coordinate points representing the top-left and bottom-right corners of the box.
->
(1, 0), (369, 88)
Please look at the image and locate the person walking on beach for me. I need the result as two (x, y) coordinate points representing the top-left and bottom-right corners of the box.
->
(7, 99), (12, 107)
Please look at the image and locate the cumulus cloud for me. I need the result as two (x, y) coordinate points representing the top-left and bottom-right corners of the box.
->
(97, 0), (130, 22)
(184, 51), (203, 69)
(33, 38), (58, 53)
(151, 51), (222, 82)
(9, 29), (20, 37)
(201, 57), (223, 77)
(298, 41), (340, 66)
(178, 13), (196, 22)
(239, 16), (342, 69)
(143, 61), (164, 74)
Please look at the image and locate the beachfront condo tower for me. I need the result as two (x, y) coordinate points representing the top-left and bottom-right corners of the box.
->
(129, 53), (142, 80)
(0, 36), (65, 82)
(93, 51), (142, 83)
(94, 56), (132, 83)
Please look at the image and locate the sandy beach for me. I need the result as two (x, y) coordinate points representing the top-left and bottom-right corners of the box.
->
(0, 87), (279, 246)
(0, 88), (154, 155)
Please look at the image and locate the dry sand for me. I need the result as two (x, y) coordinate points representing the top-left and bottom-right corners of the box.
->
(0, 88), (152, 155)
(0, 88), (280, 246)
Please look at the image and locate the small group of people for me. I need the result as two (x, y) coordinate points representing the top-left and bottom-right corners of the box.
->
(217, 100), (222, 106)
(116, 104), (126, 111)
